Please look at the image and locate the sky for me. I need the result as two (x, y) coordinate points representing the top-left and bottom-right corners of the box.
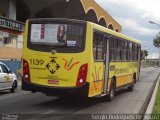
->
(95, 0), (160, 58)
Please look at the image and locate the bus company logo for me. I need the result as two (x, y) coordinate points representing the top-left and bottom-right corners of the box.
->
(46, 59), (60, 74)
(110, 65), (115, 71)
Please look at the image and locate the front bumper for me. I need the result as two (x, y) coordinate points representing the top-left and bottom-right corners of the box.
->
(22, 80), (89, 97)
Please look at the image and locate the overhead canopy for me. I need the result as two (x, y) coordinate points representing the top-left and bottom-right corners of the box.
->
(17, 0), (121, 32)
(0, 47), (22, 59)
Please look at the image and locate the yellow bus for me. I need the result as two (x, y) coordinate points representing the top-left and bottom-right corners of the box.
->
(22, 18), (141, 100)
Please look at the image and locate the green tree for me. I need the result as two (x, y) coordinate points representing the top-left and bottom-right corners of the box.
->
(144, 50), (149, 58)
(141, 49), (148, 60)
(153, 32), (160, 48)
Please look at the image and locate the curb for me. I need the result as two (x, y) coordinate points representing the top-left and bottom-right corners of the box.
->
(138, 72), (160, 115)
(143, 72), (160, 119)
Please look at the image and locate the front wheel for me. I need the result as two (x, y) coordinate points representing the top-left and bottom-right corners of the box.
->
(10, 81), (18, 93)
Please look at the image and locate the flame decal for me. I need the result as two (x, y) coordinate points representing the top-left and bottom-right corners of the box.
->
(92, 66), (102, 90)
(62, 58), (80, 70)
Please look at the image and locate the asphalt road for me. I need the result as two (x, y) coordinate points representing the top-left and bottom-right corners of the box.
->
(0, 67), (159, 120)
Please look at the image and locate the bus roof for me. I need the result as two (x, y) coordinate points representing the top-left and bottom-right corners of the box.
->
(90, 22), (140, 44)
(27, 18), (140, 44)
(28, 18), (87, 25)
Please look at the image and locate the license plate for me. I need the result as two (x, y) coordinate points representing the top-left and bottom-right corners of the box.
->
(48, 80), (59, 85)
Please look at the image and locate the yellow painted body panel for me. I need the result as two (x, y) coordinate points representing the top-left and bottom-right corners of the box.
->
(23, 52), (90, 87)
(23, 21), (92, 88)
(109, 62), (138, 87)
(88, 62), (104, 97)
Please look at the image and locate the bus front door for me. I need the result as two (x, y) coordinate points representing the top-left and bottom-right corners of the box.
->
(103, 37), (110, 95)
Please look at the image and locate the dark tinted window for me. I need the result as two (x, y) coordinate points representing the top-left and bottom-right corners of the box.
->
(93, 32), (103, 61)
(109, 36), (139, 61)
(0, 64), (8, 73)
(28, 20), (86, 53)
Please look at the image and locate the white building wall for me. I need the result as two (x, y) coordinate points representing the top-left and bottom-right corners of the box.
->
(17, 35), (23, 48)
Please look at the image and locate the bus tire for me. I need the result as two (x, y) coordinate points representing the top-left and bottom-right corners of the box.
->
(127, 82), (134, 91)
(107, 79), (116, 101)
(10, 81), (17, 93)
(133, 73), (137, 84)
(128, 74), (136, 91)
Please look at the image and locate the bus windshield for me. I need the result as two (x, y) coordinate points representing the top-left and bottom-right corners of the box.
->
(28, 23), (85, 52)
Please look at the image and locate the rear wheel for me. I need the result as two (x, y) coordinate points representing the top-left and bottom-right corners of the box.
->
(107, 80), (116, 101)
(128, 74), (136, 91)
(127, 82), (134, 91)
(10, 81), (18, 93)
(133, 73), (137, 84)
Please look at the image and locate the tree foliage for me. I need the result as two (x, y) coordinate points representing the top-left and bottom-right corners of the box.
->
(153, 32), (160, 48)
(141, 49), (148, 60)
(144, 50), (149, 57)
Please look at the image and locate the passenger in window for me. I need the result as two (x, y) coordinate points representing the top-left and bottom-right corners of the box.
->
(57, 25), (66, 43)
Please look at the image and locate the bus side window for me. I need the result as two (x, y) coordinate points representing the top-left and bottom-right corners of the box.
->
(93, 32), (97, 60)
(115, 38), (121, 61)
(114, 39), (118, 60)
(129, 42), (132, 60)
(132, 43), (137, 61)
(137, 44), (139, 60)
(93, 32), (103, 61)
(109, 38), (114, 61)
(118, 39), (122, 60)
(132, 43), (135, 60)
(135, 44), (138, 60)
(123, 41), (127, 60)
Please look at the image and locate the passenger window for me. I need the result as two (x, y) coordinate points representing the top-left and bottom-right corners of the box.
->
(129, 42), (132, 60)
(114, 38), (121, 61)
(126, 42), (130, 60)
(122, 41), (127, 60)
(0, 65), (8, 73)
(93, 32), (103, 61)
(134, 44), (138, 60)
(109, 37), (139, 61)
(109, 38), (114, 61)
